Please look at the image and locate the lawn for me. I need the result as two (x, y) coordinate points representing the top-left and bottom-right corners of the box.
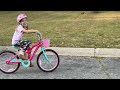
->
(0, 11), (120, 48)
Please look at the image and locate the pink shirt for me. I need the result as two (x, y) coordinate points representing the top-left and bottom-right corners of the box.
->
(12, 25), (24, 45)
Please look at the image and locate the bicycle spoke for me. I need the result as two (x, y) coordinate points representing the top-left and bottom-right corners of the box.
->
(37, 49), (59, 72)
(0, 51), (20, 74)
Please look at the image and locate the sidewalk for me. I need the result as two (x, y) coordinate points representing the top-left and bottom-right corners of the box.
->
(0, 46), (120, 57)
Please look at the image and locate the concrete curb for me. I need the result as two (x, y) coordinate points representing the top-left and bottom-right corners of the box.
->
(49, 47), (120, 57)
(48, 47), (95, 57)
(95, 48), (120, 57)
(0, 46), (120, 57)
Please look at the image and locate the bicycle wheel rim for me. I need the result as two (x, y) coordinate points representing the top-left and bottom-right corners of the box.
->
(0, 51), (19, 73)
(38, 50), (59, 72)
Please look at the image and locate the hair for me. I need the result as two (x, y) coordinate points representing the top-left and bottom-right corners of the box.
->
(19, 19), (23, 23)
(18, 19), (23, 25)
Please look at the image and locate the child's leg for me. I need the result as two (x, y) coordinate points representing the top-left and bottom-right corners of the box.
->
(18, 53), (27, 60)
(19, 40), (34, 67)
(24, 53), (29, 60)
(17, 49), (28, 60)
(28, 52), (34, 67)
(18, 53), (33, 67)
(24, 48), (34, 67)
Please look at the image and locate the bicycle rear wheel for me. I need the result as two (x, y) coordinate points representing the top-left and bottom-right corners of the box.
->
(37, 49), (60, 72)
(0, 51), (20, 74)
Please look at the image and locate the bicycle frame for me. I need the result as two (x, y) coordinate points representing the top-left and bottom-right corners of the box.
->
(6, 41), (45, 65)
(27, 41), (43, 61)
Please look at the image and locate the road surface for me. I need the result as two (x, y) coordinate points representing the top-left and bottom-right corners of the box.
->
(0, 55), (120, 79)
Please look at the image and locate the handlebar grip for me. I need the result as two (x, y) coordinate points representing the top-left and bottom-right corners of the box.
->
(36, 32), (42, 41)
(36, 32), (40, 35)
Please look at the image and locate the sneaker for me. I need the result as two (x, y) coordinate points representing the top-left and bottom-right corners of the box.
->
(29, 62), (34, 67)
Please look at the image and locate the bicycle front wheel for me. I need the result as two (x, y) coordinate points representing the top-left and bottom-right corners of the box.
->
(0, 51), (20, 74)
(37, 49), (60, 72)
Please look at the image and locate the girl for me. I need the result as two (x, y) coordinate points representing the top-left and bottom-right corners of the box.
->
(12, 14), (40, 67)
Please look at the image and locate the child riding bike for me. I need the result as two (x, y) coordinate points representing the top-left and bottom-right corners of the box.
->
(12, 14), (40, 67)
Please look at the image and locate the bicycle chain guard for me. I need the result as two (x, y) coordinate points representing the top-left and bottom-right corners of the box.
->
(22, 60), (30, 67)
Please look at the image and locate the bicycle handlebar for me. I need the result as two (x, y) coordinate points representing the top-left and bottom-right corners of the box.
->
(36, 32), (42, 42)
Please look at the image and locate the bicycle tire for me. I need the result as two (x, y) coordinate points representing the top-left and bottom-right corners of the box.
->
(37, 49), (60, 72)
(0, 51), (20, 74)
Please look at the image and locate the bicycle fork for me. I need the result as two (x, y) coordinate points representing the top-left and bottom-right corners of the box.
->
(41, 47), (50, 63)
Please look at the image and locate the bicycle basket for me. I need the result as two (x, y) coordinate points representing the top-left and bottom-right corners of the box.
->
(42, 39), (50, 48)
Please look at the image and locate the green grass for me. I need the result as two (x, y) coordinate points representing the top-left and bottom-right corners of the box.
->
(1, 11), (120, 48)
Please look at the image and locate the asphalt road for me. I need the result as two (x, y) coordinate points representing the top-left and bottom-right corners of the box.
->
(0, 55), (120, 79)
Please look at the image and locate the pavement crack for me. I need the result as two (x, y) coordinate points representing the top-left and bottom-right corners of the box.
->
(96, 58), (112, 79)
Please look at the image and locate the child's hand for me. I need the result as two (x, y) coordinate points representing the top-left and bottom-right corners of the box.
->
(36, 30), (41, 35)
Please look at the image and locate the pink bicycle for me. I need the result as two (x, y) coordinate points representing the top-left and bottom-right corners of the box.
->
(0, 33), (60, 74)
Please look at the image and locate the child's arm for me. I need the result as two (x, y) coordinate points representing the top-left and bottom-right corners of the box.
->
(22, 29), (39, 33)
